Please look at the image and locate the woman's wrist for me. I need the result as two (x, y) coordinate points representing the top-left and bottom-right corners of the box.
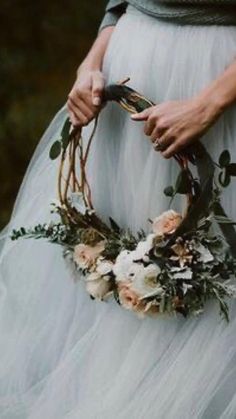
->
(77, 60), (102, 78)
(195, 86), (228, 123)
(196, 60), (236, 119)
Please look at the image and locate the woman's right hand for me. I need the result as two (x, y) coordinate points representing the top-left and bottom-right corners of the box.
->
(67, 69), (105, 127)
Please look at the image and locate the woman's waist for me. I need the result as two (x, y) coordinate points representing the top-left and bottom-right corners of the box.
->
(126, 1), (236, 25)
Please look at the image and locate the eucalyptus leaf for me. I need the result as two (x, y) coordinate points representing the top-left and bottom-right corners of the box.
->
(61, 118), (71, 150)
(219, 150), (230, 167)
(219, 169), (231, 187)
(214, 215), (236, 225)
(62, 135), (70, 151)
(175, 169), (192, 195)
(227, 163), (236, 177)
(49, 141), (62, 160)
(109, 217), (121, 233)
(164, 186), (174, 197)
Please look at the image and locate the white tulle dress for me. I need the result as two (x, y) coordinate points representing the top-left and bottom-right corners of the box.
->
(1, 5), (236, 418)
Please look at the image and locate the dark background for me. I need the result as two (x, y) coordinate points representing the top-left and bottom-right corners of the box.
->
(0, 0), (106, 229)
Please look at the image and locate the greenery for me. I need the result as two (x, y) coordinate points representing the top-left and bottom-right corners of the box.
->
(0, 0), (106, 228)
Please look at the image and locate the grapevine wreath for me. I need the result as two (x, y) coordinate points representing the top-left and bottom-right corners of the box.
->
(11, 81), (236, 321)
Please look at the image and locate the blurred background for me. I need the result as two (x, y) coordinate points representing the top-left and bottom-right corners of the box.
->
(0, 0), (106, 229)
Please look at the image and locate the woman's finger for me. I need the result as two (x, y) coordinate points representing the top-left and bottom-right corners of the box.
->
(66, 101), (80, 125)
(150, 126), (167, 142)
(161, 141), (181, 159)
(157, 130), (175, 149)
(69, 112), (79, 127)
(67, 99), (89, 126)
(91, 72), (105, 106)
(144, 117), (156, 136)
(68, 96), (95, 121)
(131, 108), (151, 121)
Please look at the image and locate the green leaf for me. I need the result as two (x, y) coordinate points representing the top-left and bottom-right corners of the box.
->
(109, 217), (121, 233)
(164, 186), (174, 197)
(212, 288), (229, 323)
(62, 135), (70, 151)
(61, 118), (71, 150)
(219, 169), (231, 187)
(227, 163), (236, 177)
(214, 215), (236, 225)
(219, 150), (230, 167)
(61, 117), (71, 138)
(49, 141), (62, 160)
(175, 169), (192, 195)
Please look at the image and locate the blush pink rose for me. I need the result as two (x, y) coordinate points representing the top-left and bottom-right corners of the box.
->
(152, 210), (182, 237)
(73, 241), (105, 270)
(118, 282), (159, 318)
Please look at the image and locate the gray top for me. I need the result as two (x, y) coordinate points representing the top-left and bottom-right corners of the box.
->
(98, 0), (236, 31)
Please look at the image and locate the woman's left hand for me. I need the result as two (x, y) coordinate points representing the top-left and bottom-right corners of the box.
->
(131, 95), (222, 158)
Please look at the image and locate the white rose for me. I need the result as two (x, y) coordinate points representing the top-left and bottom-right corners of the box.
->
(73, 241), (105, 270)
(152, 210), (182, 237)
(132, 234), (155, 262)
(113, 250), (134, 281)
(96, 259), (114, 276)
(131, 264), (163, 298)
(126, 263), (145, 282)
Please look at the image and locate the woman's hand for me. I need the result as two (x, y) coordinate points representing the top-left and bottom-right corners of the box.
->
(131, 95), (222, 158)
(67, 69), (105, 127)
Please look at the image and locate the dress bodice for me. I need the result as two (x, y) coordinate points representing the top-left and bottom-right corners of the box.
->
(99, 0), (236, 31)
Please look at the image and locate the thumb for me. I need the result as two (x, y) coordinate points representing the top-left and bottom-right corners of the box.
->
(131, 108), (151, 121)
(91, 72), (105, 106)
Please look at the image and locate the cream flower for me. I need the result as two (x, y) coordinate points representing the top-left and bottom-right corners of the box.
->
(85, 271), (112, 300)
(96, 259), (114, 276)
(132, 234), (155, 262)
(113, 235), (156, 282)
(152, 210), (182, 237)
(131, 264), (163, 298)
(73, 241), (105, 270)
(113, 250), (135, 281)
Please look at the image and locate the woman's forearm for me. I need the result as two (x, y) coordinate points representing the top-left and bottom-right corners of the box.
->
(197, 58), (236, 115)
(77, 26), (115, 75)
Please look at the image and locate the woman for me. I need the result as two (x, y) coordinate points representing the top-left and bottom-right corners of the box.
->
(1, 1), (236, 417)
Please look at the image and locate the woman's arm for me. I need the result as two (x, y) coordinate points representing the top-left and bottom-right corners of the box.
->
(198, 58), (236, 112)
(131, 58), (236, 158)
(67, 26), (115, 127)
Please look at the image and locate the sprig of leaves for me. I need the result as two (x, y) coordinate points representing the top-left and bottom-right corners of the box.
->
(49, 117), (71, 160)
(218, 150), (236, 187)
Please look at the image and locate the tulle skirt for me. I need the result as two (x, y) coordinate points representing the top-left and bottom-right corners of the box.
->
(1, 5), (236, 418)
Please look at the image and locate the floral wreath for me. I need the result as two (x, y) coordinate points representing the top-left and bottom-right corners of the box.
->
(11, 80), (236, 322)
